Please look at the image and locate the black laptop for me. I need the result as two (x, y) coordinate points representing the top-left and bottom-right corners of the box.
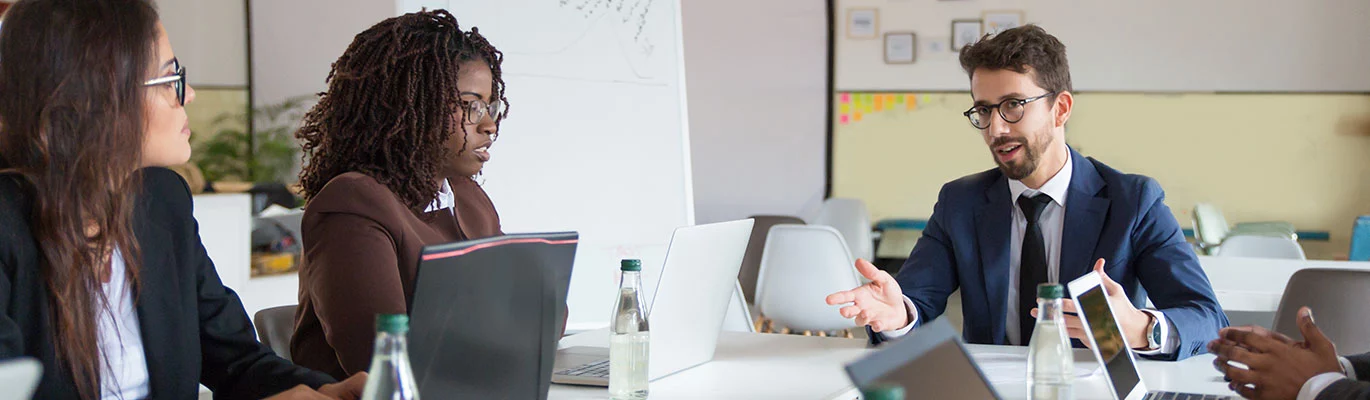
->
(407, 232), (578, 400)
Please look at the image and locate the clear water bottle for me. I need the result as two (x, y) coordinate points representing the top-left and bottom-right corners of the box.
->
(1027, 283), (1073, 400)
(609, 259), (650, 400)
(361, 314), (420, 400)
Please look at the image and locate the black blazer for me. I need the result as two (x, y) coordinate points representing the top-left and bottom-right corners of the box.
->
(1318, 353), (1370, 400)
(0, 168), (334, 399)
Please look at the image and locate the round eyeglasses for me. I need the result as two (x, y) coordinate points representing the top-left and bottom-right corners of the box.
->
(962, 92), (1055, 130)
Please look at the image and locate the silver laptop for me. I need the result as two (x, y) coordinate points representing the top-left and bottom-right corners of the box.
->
(844, 318), (1002, 399)
(0, 357), (40, 400)
(551, 219), (754, 386)
(1066, 273), (1236, 400)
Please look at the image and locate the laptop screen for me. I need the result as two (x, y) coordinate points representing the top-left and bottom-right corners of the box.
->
(1077, 285), (1142, 399)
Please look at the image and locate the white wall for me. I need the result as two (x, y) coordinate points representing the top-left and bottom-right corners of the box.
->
(157, 0), (248, 87)
(249, 0), (397, 111)
(681, 0), (828, 223)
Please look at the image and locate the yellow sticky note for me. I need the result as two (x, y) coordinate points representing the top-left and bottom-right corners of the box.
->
(840, 103), (851, 114)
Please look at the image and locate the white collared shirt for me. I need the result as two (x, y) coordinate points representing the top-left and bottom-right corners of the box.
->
(882, 152), (1177, 356)
(1299, 358), (1359, 400)
(99, 248), (150, 400)
(424, 179), (456, 213)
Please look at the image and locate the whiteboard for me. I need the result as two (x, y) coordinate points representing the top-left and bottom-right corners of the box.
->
(835, 0), (1370, 92)
(399, 0), (695, 329)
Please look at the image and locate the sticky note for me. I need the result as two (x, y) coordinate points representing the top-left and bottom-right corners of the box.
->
(884, 94), (896, 104)
(894, 95), (904, 105)
(841, 93), (851, 103)
(840, 103), (850, 114)
(840, 114), (850, 124)
(854, 111), (864, 122)
(874, 96), (884, 111)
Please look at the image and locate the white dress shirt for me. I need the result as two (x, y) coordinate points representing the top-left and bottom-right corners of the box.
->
(882, 153), (1178, 356)
(1299, 357), (1359, 400)
(424, 179), (456, 213)
(99, 248), (150, 400)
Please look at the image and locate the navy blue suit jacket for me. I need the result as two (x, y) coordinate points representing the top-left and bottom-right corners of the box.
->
(873, 148), (1227, 361)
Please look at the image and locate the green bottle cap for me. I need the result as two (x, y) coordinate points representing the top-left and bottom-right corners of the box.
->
(861, 384), (905, 400)
(620, 259), (642, 272)
(376, 314), (409, 334)
(1037, 283), (1064, 299)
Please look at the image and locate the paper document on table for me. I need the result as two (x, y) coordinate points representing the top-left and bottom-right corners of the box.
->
(973, 352), (1101, 384)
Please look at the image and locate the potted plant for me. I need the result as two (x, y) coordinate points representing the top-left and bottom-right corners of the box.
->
(192, 95), (313, 189)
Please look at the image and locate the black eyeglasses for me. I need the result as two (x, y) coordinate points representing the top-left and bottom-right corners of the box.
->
(144, 61), (187, 107)
(962, 92), (1055, 130)
(461, 98), (504, 125)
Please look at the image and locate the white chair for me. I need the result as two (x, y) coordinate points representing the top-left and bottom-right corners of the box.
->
(1192, 203), (1297, 255)
(755, 225), (861, 332)
(813, 198), (874, 262)
(1215, 235), (1306, 260)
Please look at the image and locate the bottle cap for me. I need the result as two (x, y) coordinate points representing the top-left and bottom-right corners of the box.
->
(1037, 283), (1064, 299)
(621, 259), (642, 272)
(376, 313), (409, 334)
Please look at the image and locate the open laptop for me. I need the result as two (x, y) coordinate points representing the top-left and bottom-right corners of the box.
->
(1066, 273), (1236, 400)
(551, 218), (755, 386)
(844, 318), (1002, 400)
(0, 357), (40, 400)
(408, 232), (578, 400)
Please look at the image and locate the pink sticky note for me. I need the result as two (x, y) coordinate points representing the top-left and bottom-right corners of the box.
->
(840, 114), (850, 124)
(841, 93), (851, 103)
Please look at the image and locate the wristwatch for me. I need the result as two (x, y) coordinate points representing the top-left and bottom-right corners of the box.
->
(1145, 312), (1163, 350)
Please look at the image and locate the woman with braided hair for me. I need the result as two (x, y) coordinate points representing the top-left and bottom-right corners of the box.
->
(290, 9), (515, 378)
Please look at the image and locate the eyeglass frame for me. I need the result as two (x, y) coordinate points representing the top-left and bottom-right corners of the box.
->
(144, 60), (187, 107)
(961, 91), (1056, 130)
(459, 92), (505, 125)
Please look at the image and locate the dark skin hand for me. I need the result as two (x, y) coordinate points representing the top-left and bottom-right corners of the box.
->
(1207, 307), (1341, 400)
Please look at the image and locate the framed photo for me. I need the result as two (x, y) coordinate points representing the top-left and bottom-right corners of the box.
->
(847, 8), (878, 39)
(982, 10), (1024, 36)
(884, 32), (916, 64)
(951, 19), (982, 52)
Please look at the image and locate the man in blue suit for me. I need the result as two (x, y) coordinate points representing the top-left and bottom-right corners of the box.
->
(825, 25), (1226, 361)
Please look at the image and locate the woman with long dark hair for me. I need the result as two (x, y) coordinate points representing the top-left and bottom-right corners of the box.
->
(0, 0), (365, 398)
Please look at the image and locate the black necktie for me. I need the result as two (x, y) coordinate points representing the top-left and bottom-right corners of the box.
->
(1018, 193), (1053, 344)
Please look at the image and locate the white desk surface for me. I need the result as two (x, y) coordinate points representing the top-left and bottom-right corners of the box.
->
(1200, 255), (1370, 312)
(549, 329), (1235, 400)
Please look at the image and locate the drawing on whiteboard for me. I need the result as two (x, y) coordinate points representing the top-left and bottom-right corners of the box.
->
(474, 0), (668, 86)
(560, 0), (655, 59)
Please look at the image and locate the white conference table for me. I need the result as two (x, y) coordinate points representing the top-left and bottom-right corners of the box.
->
(549, 329), (1235, 400)
(1200, 255), (1370, 312)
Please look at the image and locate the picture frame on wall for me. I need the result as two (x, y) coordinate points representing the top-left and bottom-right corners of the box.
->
(847, 8), (879, 39)
(951, 19), (982, 52)
(883, 32), (916, 64)
(982, 10), (1024, 36)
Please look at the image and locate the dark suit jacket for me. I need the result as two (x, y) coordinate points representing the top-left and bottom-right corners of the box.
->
(291, 172), (502, 379)
(870, 148), (1228, 361)
(1317, 354), (1370, 400)
(0, 168), (334, 399)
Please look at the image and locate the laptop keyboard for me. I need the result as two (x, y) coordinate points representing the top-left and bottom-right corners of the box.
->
(1145, 392), (1229, 400)
(555, 359), (611, 379)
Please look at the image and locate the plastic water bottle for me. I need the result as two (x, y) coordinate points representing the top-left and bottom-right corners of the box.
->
(1027, 283), (1073, 400)
(361, 314), (420, 400)
(609, 259), (650, 400)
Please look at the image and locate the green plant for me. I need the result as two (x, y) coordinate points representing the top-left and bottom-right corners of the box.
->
(194, 95), (312, 183)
